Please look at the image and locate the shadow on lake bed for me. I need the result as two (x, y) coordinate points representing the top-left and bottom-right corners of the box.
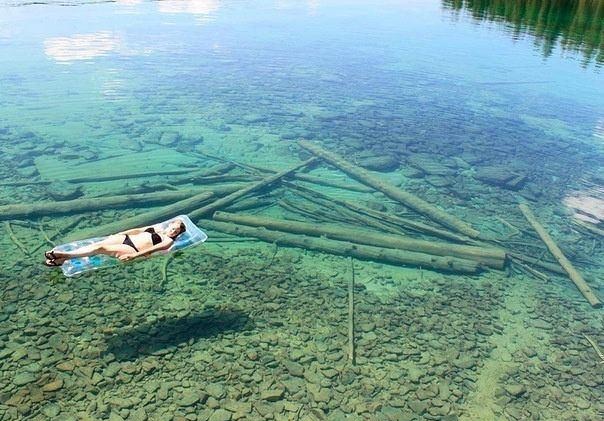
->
(102, 309), (253, 362)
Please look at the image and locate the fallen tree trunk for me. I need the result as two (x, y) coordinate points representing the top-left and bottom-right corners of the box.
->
(0, 162), (234, 187)
(299, 140), (480, 238)
(225, 198), (274, 213)
(288, 187), (407, 234)
(213, 212), (506, 269)
(172, 163), (235, 184)
(177, 174), (260, 185)
(508, 253), (565, 276)
(0, 184), (243, 221)
(519, 203), (601, 308)
(238, 162), (373, 193)
(189, 158), (317, 221)
(284, 182), (472, 243)
(291, 174), (373, 193)
(202, 220), (482, 274)
(572, 219), (604, 238)
(65, 190), (217, 242)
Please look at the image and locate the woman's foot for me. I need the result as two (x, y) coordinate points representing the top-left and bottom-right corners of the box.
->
(44, 250), (68, 267)
(44, 258), (63, 267)
(45, 249), (69, 260)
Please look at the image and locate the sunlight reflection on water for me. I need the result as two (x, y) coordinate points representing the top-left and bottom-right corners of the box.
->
(43, 31), (121, 62)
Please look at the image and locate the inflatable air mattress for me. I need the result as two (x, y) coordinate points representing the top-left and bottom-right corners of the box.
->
(54, 215), (207, 277)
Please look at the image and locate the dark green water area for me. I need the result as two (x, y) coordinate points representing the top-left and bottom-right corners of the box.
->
(0, 1), (603, 420)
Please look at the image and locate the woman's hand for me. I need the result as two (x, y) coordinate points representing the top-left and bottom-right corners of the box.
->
(118, 254), (137, 262)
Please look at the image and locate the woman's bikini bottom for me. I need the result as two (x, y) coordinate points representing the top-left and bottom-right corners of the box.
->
(122, 234), (139, 252)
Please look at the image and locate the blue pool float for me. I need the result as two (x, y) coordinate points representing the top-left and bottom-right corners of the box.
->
(54, 215), (207, 277)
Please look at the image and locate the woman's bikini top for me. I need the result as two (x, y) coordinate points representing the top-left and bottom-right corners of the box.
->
(145, 227), (162, 245)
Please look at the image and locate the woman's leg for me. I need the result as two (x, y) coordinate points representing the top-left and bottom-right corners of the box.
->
(52, 244), (136, 263)
(51, 235), (128, 259)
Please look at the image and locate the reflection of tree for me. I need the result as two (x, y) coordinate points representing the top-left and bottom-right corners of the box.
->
(443, 0), (603, 66)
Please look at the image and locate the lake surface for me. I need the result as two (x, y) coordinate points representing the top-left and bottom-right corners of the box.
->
(0, 1), (602, 420)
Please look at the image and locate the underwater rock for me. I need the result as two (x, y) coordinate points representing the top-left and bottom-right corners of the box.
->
(407, 154), (455, 176)
(316, 111), (346, 122)
(40, 403), (62, 418)
(504, 384), (526, 397)
(13, 371), (37, 386)
(243, 114), (268, 124)
(404, 168), (425, 179)
(358, 155), (399, 172)
(14, 156), (35, 168)
(45, 181), (83, 201)
(416, 386), (438, 400)
(474, 166), (527, 190)
(407, 367), (423, 383)
(452, 358), (475, 369)
(530, 319), (552, 330)
(260, 387), (285, 401)
(425, 175), (454, 188)
(129, 408), (148, 421)
(205, 383), (226, 399)
(178, 389), (203, 406)
(48, 333), (69, 353)
(158, 130), (181, 146)
(284, 361), (305, 377)
(118, 136), (143, 151)
(41, 378), (63, 392)
(519, 184), (542, 201)
(307, 383), (331, 402)
(79, 149), (98, 161)
(408, 400), (427, 414)
(16, 166), (38, 178)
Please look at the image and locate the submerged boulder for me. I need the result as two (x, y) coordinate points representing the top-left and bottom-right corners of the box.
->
(407, 154), (455, 176)
(46, 181), (83, 201)
(158, 130), (181, 146)
(474, 166), (526, 190)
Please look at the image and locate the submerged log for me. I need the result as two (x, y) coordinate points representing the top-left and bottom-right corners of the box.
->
(172, 163), (235, 184)
(285, 182), (472, 243)
(213, 212), (506, 269)
(0, 163), (234, 187)
(519, 203), (601, 308)
(348, 257), (356, 365)
(299, 140), (481, 238)
(290, 190), (405, 235)
(241, 162), (373, 193)
(202, 220), (481, 274)
(508, 253), (565, 276)
(177, 174), (260, 185)
(225, 198), (274, 213)
(291, 174), (373, 193)
(572, 219), (604, 238)
(0, 184), (243, 221)
(189, 158), (317, 221)
(65, 191), (216, 242)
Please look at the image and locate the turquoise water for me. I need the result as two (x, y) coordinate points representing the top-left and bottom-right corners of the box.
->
(1, 1), (603, 420)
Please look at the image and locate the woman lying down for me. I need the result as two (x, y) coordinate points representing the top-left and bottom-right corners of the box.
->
(44, 219), (186, 267)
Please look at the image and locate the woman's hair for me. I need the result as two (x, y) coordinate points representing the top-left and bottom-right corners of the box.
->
(170, 220), (186, 239)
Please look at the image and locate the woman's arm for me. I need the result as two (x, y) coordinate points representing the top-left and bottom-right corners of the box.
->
(117, 224), (159, 235)
(117, 227), (144, 235)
